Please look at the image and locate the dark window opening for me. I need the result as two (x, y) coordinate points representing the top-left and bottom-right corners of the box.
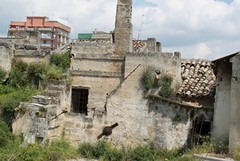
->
(71, 88), (89, 115)
(191, 116), (211, 146)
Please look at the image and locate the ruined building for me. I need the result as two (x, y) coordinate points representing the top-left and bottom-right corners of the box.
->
(212, 52), (240, 152)
(10, 0), (234, 150)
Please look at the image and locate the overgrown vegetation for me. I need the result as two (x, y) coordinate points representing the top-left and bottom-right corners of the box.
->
(78, 141), (194, 161)
(1, 55), (240, 160)
(159, 75), (173, 98)
(0, 136), (77, 161)
(0, 85), (37, 125)
(141, 66), (173, 98)
(0, 52), (71, 126)
(141, 66), (155, 91)
(0, 67), (6, 83)
(50, 51), (71, 72)
(0, 121), (238, 161)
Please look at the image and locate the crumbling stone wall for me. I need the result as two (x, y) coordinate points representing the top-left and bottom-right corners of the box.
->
(0, 43), (12, 72)
(14, 50), (48, 64)
(150, 100), (191, 149)
(62, 50), (185, 148)
(0, 36), (46, 71)
(12, 81), (70, 144)
(125, 52), (182, 89)
(133, 38), (162, 53)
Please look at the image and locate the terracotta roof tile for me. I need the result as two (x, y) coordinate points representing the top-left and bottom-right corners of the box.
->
(178, 59), (216, 97)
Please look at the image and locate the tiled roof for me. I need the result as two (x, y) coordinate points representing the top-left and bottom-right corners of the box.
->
(178, 59), (216, 97)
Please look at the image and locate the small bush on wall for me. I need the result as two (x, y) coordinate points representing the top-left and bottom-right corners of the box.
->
(141, 66), (155, 91)
(159, 75), (173, 98)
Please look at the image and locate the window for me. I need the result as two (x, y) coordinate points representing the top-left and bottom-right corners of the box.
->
(71, 88), (89, 115)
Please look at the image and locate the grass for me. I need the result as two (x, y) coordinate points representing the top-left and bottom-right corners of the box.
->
(141, 66), (155, 91)
(78, 141), (196, 161)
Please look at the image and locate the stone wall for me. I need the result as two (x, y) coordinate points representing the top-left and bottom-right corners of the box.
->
(14, 50), (49, 64)
(0, 45), (12, 72)
(62, 51), (187, 149)
(71, 41), (115, 56)
(125, 52), (182, 89)
(0, 37), (45, 72)
(229, 53), (240, 151)
(12, 81), (70, 144)
(133, 38), (162, 53)
(150, 99), (192, 149)
(70, 76), (121, 112)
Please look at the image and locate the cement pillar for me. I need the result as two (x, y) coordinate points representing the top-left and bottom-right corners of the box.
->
(212, 59), (231, 141)
(229, 53), (240, 152)
(114, 0), (133, 56)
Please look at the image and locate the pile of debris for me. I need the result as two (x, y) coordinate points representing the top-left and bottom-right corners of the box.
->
(178, 59), (216, 97)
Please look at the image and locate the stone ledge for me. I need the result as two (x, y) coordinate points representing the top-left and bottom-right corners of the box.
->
(71, 70), (122, 78)
(73, 54), (124, 61)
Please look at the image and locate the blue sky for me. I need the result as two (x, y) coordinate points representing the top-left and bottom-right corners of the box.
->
(0, 0), (240, 60)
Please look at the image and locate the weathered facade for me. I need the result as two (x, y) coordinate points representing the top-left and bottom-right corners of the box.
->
(0, 36), (48, 70)
(11, 0), (218, 150)
(212, 52), (240, 152)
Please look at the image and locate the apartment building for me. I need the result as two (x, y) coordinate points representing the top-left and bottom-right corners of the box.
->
(8, 16), (71, 51)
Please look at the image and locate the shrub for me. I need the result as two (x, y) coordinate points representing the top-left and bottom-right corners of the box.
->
(78, 140), (111, 159)
(11, 59), (28, 72)
(127, 144), (157, 161)
(159, 75), (173, 98)
(78, 142), (96, 158)
(0, 67), (6, 82)
(0, 86), (37, 125)
(6, 140), (77, 161)
(46, 139), (78, 160)
(27, 63), (47, 87)
(212, 138), (229, 154)
(50, 52), (71, 71)
(0, 119), (12, 147)
(157, 148), (182, 160)
(141, 67), (155, 91)
(8, 67), (28, 88)
(44, 65), (64, 84)
(0, 137), (24, 160)
(101, 147), (124, 161)
(233, 146), (240, 161)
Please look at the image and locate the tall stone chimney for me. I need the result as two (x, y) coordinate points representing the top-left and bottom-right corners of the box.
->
(114, 0), (133, 56)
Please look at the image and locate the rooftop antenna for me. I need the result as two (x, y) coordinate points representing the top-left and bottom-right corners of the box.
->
(137, 14), (144, 40)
